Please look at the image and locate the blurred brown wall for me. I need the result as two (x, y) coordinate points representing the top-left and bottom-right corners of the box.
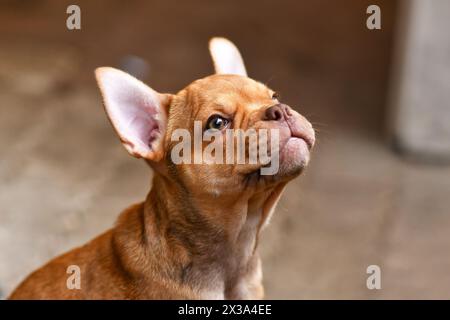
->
(0, 0), (397, 136)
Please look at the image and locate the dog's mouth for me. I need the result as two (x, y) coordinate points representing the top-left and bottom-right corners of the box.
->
(244, 133), (310, 184)
(288, 133), (313, 150)
(236, 120), (315, 185)
(286, 120), (315, 150)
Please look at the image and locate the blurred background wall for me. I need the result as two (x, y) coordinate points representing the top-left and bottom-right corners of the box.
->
(0, 0), (449, 299)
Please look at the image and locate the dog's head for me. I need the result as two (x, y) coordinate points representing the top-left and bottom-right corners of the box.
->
(95, 38), (314, 201)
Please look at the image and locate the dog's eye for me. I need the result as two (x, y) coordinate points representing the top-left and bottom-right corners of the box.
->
(272, 92), (280, 100)
(206, 115), (229, 131)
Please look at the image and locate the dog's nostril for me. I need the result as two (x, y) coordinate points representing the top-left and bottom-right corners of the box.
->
(265, 105), (284, 121)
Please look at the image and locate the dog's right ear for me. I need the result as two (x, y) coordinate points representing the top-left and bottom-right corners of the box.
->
(209, 37), (247, 77)
(95, 67), (171, 162)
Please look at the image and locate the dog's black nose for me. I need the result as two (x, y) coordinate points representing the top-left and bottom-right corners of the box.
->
(264, 104), (291, 121)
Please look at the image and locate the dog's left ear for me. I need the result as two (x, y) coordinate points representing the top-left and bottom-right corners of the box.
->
(95, 67), (171, 162)
(209, 37), (247, 77)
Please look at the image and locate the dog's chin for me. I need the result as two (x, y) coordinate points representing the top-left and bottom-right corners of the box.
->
(275, 137), (310, 178)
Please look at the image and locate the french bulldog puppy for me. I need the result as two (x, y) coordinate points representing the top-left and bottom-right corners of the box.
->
(9, 38), (315, 299)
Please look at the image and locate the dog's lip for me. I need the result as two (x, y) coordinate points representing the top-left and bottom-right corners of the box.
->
(285, 119), (314, 150)
(289, 132), (314, 150)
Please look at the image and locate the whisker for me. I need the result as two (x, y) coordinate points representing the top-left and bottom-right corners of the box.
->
(263, 74), (278, 88)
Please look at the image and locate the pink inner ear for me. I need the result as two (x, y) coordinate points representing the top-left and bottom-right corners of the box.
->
(97, 67), (165, 158)
(125, 103), (159, 150)
(114, 92), (162, 155)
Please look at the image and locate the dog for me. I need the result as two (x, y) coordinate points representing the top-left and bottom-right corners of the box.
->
(9, 38), (315, 299)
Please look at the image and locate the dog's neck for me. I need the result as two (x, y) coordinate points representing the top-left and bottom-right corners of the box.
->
(140, 173), (274, 298)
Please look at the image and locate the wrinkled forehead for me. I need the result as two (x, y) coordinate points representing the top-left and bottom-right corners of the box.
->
(183, 74), (272, 114)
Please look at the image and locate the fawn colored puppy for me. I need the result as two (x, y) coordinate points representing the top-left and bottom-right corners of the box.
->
(10, 38), (315, 299)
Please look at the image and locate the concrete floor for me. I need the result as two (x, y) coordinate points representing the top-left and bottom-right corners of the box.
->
(1, 43), (450, 300)
(1, 0), (450, 299)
